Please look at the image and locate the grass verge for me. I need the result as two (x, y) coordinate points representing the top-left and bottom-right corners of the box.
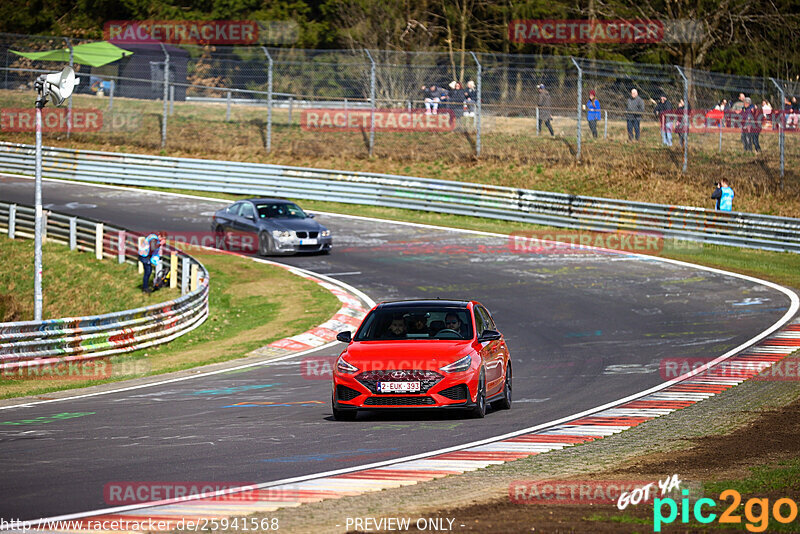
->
(0, 246), (341, 399)
(0, 234), (178, 321)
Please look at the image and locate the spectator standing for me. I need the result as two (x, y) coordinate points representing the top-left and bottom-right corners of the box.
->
(537, 83), (555, 136)
(138, 231), (166, 294)
(625, 88), (645, 141)
(711, 178), (734, 211)
(584, 89), (601, 138)
(744, 97), (762, 153)
(736, 93), (749, 150)
(731, 92), (746, 112)
(654, 94), (673, 146)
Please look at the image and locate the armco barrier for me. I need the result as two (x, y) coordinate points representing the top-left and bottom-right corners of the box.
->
(0, 142), (799, 252)
(0, 201), (209, 370)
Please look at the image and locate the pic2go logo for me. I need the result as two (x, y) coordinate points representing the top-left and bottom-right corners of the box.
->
(654, 489), (800, 532)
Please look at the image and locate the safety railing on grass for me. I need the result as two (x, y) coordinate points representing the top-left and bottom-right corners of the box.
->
(0, 200), (209, 369)
(0, 141), (799, 253)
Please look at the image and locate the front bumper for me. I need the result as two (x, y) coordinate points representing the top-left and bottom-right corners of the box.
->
(332, 372), (478, 410)
(273, 236), (332, 254)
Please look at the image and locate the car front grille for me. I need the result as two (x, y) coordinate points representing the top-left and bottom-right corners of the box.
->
(336, 385), (361, 401)
(437, 384), (469, 400)
(364, 396), (435, 406)
(296, 231), (307, 238)
(356, 370), (443, 394)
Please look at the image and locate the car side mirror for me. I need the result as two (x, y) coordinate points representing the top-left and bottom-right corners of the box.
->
(336, 331), (352, 343)
(478, 329), (501, 342)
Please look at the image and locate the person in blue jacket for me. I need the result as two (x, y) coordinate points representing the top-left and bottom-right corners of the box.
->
(138, 231), (166, 293)
(711, 179), (734, 211)
(584, 90), (601, 138)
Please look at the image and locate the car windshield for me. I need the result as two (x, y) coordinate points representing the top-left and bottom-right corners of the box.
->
(354, 306), (473, 341)
(256, 202), (307, 219)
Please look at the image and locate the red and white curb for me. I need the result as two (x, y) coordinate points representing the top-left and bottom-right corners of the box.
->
(24, 318), (799, 532)
(247, 263), (369, 356)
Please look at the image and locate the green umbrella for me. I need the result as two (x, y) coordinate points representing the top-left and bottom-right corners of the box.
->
(11, 41), (133, 68)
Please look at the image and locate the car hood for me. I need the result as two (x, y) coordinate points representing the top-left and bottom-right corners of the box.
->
(340, 340), (475, 371)
(260, 218), (325, 232)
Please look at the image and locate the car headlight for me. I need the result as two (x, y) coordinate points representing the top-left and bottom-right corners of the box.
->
(440, 354), (472, 373)
(336, 355), (359, 374)
(321, 230), (331, 237)
(272, 230), (292, 239)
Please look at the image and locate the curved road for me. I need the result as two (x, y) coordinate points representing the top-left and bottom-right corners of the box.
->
(0, 174), (792, 521)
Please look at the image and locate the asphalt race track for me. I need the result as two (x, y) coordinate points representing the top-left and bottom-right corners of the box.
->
(0, 174), (793, 521)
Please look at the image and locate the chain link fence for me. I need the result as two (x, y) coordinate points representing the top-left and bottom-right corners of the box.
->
(0, 32), (797, 190)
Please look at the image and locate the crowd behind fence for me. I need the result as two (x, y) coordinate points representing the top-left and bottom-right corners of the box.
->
(0, 32), (797, 187)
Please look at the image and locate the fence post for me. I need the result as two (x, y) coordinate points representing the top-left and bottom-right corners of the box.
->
(95, 223), (104, 260)
(571, 57), (582, 161)
(117, 230), (125, 263)
(364, 49), (376, 157)
(536, 107), (540, 135)
(190, 263), (199, 292)
(64, 38), (73, 139)
(138, 236), (145, 273)
(770, 78), (785, 188)
(604, 109), (608, 139)
(470, 52), (482, 157)
(8, 204), (15, 239)
(675, 66), (688, 173)
(181, 256), (190, 294)
(69, 217), (77, 250)
(261, 47), (273, 153)
(170, 252), (178, 289)
(159, 43), (169, 149)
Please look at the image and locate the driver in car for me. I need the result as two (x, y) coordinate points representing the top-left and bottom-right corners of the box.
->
(444, 312), (468, 338)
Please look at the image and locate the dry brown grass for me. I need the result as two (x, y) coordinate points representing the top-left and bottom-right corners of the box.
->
(1, 88), (797, 217)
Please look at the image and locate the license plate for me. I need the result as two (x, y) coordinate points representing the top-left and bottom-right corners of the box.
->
(298, 238), (318, 245)
(378, 381), (421, 393)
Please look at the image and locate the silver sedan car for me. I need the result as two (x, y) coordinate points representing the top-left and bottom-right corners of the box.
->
(211, 198), (332, 255)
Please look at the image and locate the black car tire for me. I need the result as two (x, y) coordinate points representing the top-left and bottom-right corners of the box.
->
(469, 369), (487, 419)
(258, 231), (275, 256)
(492, 362), (512, 411)
(332, 393), (357, 421)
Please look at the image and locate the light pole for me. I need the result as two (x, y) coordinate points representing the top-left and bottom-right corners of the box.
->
(32, 66), (75, 320)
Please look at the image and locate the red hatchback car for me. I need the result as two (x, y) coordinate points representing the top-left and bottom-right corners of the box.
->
(331, 300), (512, 420)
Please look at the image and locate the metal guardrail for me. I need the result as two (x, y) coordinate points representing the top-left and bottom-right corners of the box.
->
(0, 142), (799, 253)
(0, 200), (209, 369)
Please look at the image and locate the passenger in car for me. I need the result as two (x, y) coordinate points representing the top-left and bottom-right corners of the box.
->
(407, 314), (429, 334)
